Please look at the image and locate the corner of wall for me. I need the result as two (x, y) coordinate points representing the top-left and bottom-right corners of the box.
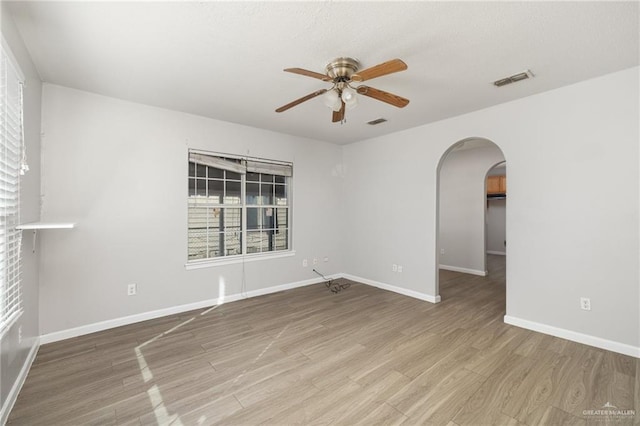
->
(0, 338), (39, 425)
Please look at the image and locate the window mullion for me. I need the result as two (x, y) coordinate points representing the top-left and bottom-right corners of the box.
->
(241, 173), (247, 255)
(286, 177), (291, 251)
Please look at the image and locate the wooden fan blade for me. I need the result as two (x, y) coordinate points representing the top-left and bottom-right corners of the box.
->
(332, 101), (345, 122)
(276, 89), (328, 113)
(351, 59), (407, 82)
(356, 86), (410, 108)
(284, 68), (331, 81)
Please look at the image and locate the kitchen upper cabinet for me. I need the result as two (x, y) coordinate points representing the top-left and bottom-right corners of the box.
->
(487, 175), (506, 194)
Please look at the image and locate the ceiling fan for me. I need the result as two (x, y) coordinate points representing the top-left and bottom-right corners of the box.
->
(275, 57), (410, 123)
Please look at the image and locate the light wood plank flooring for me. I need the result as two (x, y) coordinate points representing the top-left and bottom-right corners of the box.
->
(9, 256), (638, 425)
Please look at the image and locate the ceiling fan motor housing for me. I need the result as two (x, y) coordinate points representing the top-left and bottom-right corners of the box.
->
(326, 57), (360, 81)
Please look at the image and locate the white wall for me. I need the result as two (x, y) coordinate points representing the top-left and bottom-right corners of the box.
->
(343, 67), (639, 352)
(17, 62), (640, 358)
(0, 6), (42, 421)
(486, 199), (506, 255)
(38, 84), (345, 336)
(438, 141), (505, 274)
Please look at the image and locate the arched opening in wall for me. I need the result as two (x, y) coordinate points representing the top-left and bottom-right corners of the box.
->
(435, 138), (507, 311)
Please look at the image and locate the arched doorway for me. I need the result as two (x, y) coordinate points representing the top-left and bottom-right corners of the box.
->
(435, 138), (507, 301)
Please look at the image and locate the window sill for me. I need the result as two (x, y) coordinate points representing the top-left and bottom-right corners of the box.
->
(185, 250), (296, 270)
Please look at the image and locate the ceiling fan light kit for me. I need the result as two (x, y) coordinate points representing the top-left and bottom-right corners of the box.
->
(276, 57), (410, 123)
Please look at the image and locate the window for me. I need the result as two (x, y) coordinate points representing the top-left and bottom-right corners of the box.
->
(187, 151), (291, 262)
(0, 44), (25, 336)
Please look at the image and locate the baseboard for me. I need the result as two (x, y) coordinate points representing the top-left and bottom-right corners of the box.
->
(486, 251), (506, 256)
(341, 273), (441, 304)
(504, 315), (640, 358)
(0, 338), (39, 425)
(40, 277), (325, 345)
(439, 264), (487, 276)
(41, 273), (437, 344)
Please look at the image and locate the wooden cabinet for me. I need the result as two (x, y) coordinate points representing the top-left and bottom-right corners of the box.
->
(487, 175), (506, 194)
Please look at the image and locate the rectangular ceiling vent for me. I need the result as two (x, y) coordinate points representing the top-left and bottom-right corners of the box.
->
(493, 70), (534, 87)
(367, 118), (388, 125)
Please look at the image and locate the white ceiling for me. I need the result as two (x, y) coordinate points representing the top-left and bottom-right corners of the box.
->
(6, 1), (639, 145)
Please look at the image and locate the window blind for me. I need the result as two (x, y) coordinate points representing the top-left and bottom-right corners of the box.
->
(189, 152), (292, 177)
(245, 160), (292, 177)
(189, 152), (245, 175)
(0, 45), (24, 336)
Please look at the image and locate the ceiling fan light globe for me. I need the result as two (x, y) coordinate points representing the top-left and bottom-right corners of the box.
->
(341, 87), (356, 102)
(341, 87), (358, 110)
(344, 96), (358, 110)
(323, 89), (341, 110)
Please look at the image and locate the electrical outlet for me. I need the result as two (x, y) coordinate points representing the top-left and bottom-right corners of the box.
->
(580, 297), (591, 311)
(397, 265), (403, 273)
(302, 259), (308, 267)
(18, 326), (22, 344)
(323, 257), (329, 263)
(313, 258), (318, 266)
(128, 283), (137, 296)
(392, 264), (398, 272)
(440, 248), (445, 255)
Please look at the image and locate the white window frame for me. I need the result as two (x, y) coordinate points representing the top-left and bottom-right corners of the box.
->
(186, 150), (293, 269)
(0, 41), (26, 337)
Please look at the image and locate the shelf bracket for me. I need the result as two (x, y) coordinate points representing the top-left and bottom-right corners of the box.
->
(30, 230), (37, 253)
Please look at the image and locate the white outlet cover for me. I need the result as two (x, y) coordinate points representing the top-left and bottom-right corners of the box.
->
(302, 259), (308, 267)
(397, 266), (403, 273)
(580, 297), (591, 310)
(392, 264), (398, 272)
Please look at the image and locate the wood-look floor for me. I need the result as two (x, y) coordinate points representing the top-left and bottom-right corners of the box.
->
(9, 256), (639, 425)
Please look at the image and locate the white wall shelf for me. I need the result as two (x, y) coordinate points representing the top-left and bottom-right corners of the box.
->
(16, 222), (75, 230)
(16, 222), (75, 253)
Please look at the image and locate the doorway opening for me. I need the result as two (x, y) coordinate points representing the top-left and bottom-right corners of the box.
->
(435, 138), (507, 306)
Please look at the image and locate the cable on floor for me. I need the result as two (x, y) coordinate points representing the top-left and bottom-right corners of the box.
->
(312, 268), (351, 293)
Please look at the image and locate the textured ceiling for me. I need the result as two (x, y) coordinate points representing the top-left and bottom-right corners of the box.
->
(5, 1), (639, 145)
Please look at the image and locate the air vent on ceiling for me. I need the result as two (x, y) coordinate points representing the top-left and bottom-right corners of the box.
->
(367, 118), (387, 125)
(493, 70), (534, 87)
